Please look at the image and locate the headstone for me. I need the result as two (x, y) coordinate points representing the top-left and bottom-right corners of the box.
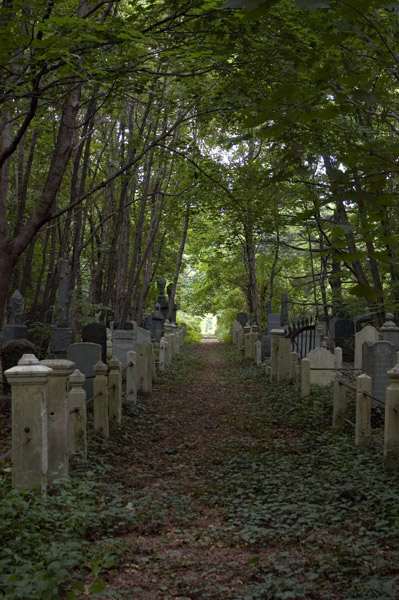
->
(267, 313), (281, 335)
(156, 276), (169, 321)
(380, 314), (399, 349)
(1, 339), (37, 393)
(261, 334), (271, 359)
(2, 290), (28, 347)
(135, 326), (151, 344)
(354, 324), (379, 372)
(151, 302), (164, 342)
(333, 318), (354, 361)
(142, 313), (153, 332)
(82, 322), (107, 363)
(307, 346), (335, 386)
(49, 260), (74, 358)
(280, 292), (289, 327)
(167, 282), (178, 323)
(66, 342), (101, 398)
(363, 341), (397, 402)
(237, 312), (248, 329)
(112, 330), (135, 368)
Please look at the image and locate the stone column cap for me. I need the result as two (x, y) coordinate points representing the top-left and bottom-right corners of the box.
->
(40, 359), (75, 374)
(5, 352), (53, 382)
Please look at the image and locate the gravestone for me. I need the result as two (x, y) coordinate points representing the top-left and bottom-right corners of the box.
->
(66, 342), (101, 398)
(82, 322), (107, 363)
(333, 318), (354, 361)
(135, 326), (152, 344)
(267, 313), (281, 335)
(363, 341), (397, 402)
(167, 282), (178, 323)
(49, 260), (74, 358)
(157, 276), (170, 321)
(142, 313), (153, 332)
(261, 334), (271, 359)
(307, 346), (335, 386)
(380, 314), (399, 349)
(112, 330), (135, 368)
(151, 302), (165, 343)
(1, 339), (37, 393)
(237, 312), (248, 329)
(2, 290), (28, 347)
(280, 292), (289, 326)
(354, 325), (379, 372)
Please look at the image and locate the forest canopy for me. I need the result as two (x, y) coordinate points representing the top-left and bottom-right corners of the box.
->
(1, 0), (399, 335)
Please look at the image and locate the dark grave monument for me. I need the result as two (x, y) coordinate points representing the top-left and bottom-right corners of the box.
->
(280, 291), (289, 327)
(2, 339), (37, 393)
(2, 290), (28, 347)
(157, 276), (170, 321)
(49, 259), (74, 358)
(333, 317), (354, 361)
(167, 282), (178, 323)
(142, 313), (153, 332)
(82, 322), (107, 363)
(67, 342), (101, 398)
(237, 312), (248, 329)
(151, 302), (164, 343)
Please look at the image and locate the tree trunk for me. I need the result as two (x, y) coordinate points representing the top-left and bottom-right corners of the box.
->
(167, 203), (190, 322)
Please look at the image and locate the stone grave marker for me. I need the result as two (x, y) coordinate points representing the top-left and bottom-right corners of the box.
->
(307, 346), (335, 386)
(135, 327), (151, 344)
(49, 259), (74, 358)
(66, 342), (101, 398)
(151, 302), (165, 343)
(354, 324), (379, 372)
(82, 322), (107, 363)
(2, 290), (28, 347)
(237, 312), (248, 329)
(267, 313), (281, 335)
(333, 317), (354, 361)
(363, 340), (397, 402)
(112, 330), (135, 368)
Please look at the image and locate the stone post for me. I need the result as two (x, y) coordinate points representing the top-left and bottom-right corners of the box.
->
(277, 337), (291, 383)
(332, 379), (346, 430)
(126, 350), (137, 404)
(290, 351), (300, 387)
(137, 342), (152, 393)
(355, 373), (371, 447)
(149, 343), (156, 382)
(165, 340), (171, 366)
(384, 353), (399, 468)
(300, 358), (310, 397)
(40, 358), (75, 480)
(68, 369), (87, 459)
(270, 329), (283, 382)
(251, 325), (259, 360)
(159, 337), (166, 371)
(255, 340), (262, 366)
(244, 325), (252, 358)
(334, 346), (343, 371)
(5, 354), (52, 492)
(93, 360), (109, 437)
(108, 357), (122, 425)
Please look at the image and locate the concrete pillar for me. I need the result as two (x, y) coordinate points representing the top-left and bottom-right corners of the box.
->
(355, 373), (371, 447)
(334, 346), (343, 371)
(126, 350), (137, 404)
(277, 337), (291, 383)
(255, 340), (262, 366)
(40, 358), (74, 480)
(384, 353), (399, 468)
(5, 354), (52, 492)
(93, 360), (109, 437)
(300, 358), (310, 397)
(291, 351), (300, 387)
(237, 326), (243, 351)
(244, 325), (252, 358)
(108, 357), (122, 425)
(332, 379), (346, 430)
(251, 325), (259, 360)
(137, 342), (152, 393)
(270, 329), (285, 382)
(159, 337), (166, 371)
(68, 369), (87, 459)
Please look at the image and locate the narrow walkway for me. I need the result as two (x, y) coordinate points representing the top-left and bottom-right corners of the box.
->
(97, 341), (399, 600)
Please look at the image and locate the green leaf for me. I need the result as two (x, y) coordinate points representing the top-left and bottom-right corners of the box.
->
(89, 578), (107, 595)
(295, 0), (331, 9)
(349, 284), (380, 301)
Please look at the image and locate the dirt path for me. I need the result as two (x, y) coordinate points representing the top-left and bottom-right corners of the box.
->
(99, 340), (268, 599)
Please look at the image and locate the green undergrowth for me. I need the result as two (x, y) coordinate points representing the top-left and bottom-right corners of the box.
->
(0, 346), (200, 600)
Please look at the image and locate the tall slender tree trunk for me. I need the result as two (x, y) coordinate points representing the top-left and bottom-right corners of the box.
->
(167, 203), (190, 322)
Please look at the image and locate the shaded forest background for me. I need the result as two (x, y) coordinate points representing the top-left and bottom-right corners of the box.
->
(1, 0), (399, 343)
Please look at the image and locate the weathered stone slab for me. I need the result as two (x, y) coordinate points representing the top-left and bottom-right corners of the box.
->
(354, 325), (379, 372)
(66, 342), (101, 398)
(267, 313), (281, 335)
(112, 330), (135, 368)
(307, 346), (335, 386)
